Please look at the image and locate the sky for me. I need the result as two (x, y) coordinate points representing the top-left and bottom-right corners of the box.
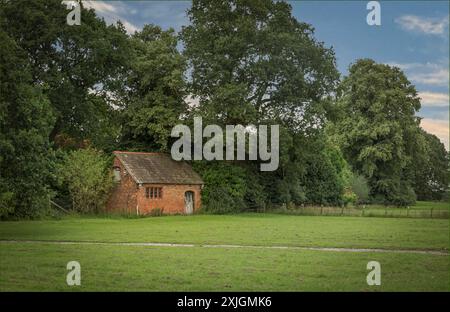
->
(82, 0), (449, 149)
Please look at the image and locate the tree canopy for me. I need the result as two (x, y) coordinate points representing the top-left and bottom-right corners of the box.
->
(331, 59), (426, 205)
(181, 0), (339, 130)
(120, 25), (187, 151)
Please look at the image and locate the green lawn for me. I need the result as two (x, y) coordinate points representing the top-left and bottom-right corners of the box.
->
(0, 214), (449, 291)
(1, 243), (448, 291)
(0, 214), (448, 250)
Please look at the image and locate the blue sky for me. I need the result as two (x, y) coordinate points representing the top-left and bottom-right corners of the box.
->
(82, 0), (449, 148)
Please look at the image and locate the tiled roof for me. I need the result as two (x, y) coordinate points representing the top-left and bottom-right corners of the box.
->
(114, 151), (204, 185)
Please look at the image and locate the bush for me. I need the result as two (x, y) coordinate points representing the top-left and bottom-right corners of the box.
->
(302, 147), (346, 205)
(58, 148), (114, 213)
(392, 183), (417, 207)
(371, 179), (416, 207)
(350, 174), (370, 204)
(0, 191), (14, 218)
(203, 186), (245, 214)
(194, 162), (265, 213)
(343, 189), (357, 206)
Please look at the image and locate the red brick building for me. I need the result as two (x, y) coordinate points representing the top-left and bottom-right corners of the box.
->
(106, 151), (203, 215)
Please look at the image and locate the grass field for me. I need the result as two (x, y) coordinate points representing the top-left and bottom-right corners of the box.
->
(0, 213), (449, 291)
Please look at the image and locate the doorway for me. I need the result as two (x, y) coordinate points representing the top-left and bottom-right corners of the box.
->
(184, 191), (194, 214)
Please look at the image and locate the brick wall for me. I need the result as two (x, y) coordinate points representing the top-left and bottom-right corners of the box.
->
(136, 184), (202, 215)
(106, 158), (138, 214)
(106, 157), (202, 215)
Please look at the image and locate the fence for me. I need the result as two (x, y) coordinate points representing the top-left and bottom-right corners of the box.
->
(263, 205), (449, 219)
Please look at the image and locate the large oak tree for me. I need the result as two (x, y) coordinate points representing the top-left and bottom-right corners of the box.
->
(332, 59), (422, 205)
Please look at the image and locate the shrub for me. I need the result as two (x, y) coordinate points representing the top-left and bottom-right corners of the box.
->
(350, 174), (370, 204)
(371, 179), (416, 207)
(58, 148), (114, 213)
(302, 147), (346, 205)
(203, 186), (245, 214)
(343, 189), (357, 206)
(193, 162), (263, 213)
(0, 191), (14, 218)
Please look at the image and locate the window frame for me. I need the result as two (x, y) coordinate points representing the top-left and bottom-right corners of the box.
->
(145, 187), (163, 199)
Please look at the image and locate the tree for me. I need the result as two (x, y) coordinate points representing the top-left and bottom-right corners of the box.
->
(58, 148), (114, 213)
(120, 25), (187, 151)
(412, 129), (449, 200)
(257, 130), (348, 207)
(331, 59), (421, 205)
(0, 28), (55, 219)
(0, 0), (133, 219)
(181, 0), (344, 210)
(305, 145), (347, 205)
(0, 0), (130, 148)
(181, 0), (339, 129)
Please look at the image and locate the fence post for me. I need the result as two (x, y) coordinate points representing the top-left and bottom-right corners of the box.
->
(320, 205), (323, 216)
(341, 206), (344, 216)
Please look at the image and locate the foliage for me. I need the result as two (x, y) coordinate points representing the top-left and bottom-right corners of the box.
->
(193, 161), (267, 213)
(342, 190), (357, 206)
(412, 129), (449, 200)
(0, 27), (55, 219)
(0, 0), (130, 148)
(252, 130), (349, 208)
(194, 162), (248, 213)
(331, 59), (422, 205)
(349, 174), (370, 204)
(181, 0), (339, 130)
(120, 25), (187, 151)
(0, 191), (14, 219)
(58, 148), (114, 213)
(181, 0), (350, 211)
(301, 144), (347, 205)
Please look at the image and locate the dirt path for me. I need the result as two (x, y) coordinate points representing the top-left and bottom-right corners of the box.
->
(1, 239), (448, 256)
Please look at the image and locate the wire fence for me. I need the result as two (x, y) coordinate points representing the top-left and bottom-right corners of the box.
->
(261, 205), (449, 219)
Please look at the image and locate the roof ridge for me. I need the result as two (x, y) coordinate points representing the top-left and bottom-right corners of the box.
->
(113, 151), (167, 155)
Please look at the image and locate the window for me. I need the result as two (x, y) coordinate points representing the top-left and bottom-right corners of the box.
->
(146, 187), (162, 199)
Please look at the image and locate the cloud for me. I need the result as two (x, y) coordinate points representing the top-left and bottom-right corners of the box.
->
(82, 1), (190, 34)
(82, 0), (140, 34)
(137, 1), (190, 31)
(419, 92), (449, 107)
(410, 68), (449, 86)
(395, 15), (449, 35)
(388, 62), (449, 87)
(421, 118), (449, 150)
(83, 0), (118, 14)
